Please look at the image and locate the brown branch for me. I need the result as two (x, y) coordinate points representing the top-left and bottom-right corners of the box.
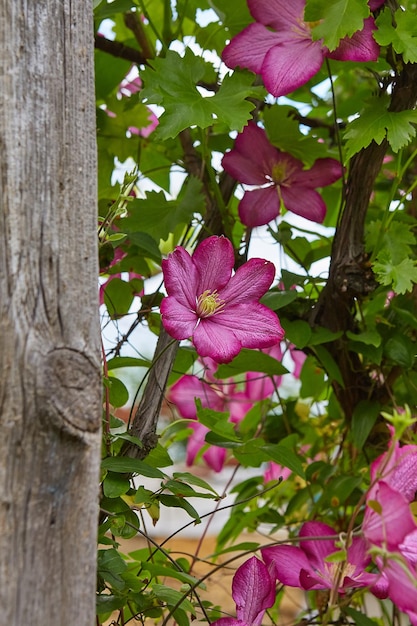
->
(124, 12), (155, 60)
(310, 62), (417, 419)
(94, 35), (147, 66)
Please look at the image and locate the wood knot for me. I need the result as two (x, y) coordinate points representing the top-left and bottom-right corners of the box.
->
(38, 348), (101, 436)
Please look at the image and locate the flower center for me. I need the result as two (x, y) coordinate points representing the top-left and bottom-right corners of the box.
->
(326, 561), (357, 587)
(271, 162), (288, 185)
(196, 290), (225, 318)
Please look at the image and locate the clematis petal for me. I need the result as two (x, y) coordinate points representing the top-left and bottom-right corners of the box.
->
(299, 522), (337, 567)
(248, 0), (305, 29)
(328, 17), (379, 62)
(400, 529), (417, 565)
(186, 422), (226, 471)
(213, 302), (284, 348)
(169, 375), (223, 419)
(160, 297), (197, 340)
(381, 556), (417, 616)
(211, 617), (248, 626)
(193, 318), (243, 363)
(193, 236), (234, 294)
(346, 536), (372, 570)
(363, 481), (417, 549)
(222, 122), (279, 185)
(262, 38), (324, 97)
(233, 556), (276, 625)
(280, 186), (327, 223)
(203, 444), (227, 472)
(219, 258), (275, 305)
(238, 186), (281, 228)
(162, 246), (199, 308)
(292, 157), (343, 188)
(262, 545), (316, 587)
(369, 0), (386, 8)
(222, 23), (285, 75)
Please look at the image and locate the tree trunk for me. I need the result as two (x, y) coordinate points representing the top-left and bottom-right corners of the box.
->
(0, 1), (101, 624)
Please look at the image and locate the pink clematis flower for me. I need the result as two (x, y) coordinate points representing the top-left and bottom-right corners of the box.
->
(262, 521), (383, 594)
(222, 123), (342, 226)
(186, 421), (226, 472)
(211, 556), (276, 626)
(369, 426), (417, 503)
(222, 0), (380, 97)
(169, 345), (283, 471)
(161, 236), (284, 363)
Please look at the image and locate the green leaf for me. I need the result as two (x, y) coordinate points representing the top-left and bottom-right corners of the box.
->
(103, 276), (136, 318)
(158, 494), (201, 523)
(375, 9), (417, 63)
(145, 443), (173, 469)
(261, 290), (298, 310)
(261, 442), (306, 478)
(103, 472), (131, 498)
(143, 562), (200, 587)
(373, 255), (417, 294)
(210, 70), (262, 131)
(106, 356), (151, 370)
(344, 607), (380, 626)
(313, 345), (344, 387)
(141, 49), (213, 139)
(366, 219), (415, 264)
(101, 456), (167, 478)
(215, 348), (288, 379)
(152, 584), (195, 616)
(172, 472), (221, 497)
(125, 190), (195, 241)
(346, 329), (381, 347)
(344, 96), (417, 157)
(97, 548), (127, 591)
(96, 594), (125, 615)
(107, 375), (129, 408)
(384, 334), (414, 367)
(127, 231), (162, 263)
(197, 405), (242, 442)
(281, 319), (312, 349)
(305, 0), (370, 51)
(351, 400), (380, 449)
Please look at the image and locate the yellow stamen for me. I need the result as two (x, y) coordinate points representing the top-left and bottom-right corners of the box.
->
(271, 162), (288, 185)
(196, 289), (225, 318)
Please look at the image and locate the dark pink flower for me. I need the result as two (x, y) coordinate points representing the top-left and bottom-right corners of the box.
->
(186, 421), (226, 472)
(369, 426), (417, 503)
(169, 346), (282, 471)
(363, 481), (417, 550)
(212, 556), (276, 626)
(262, 521), (382, 594)
(161, 236), (284, 363)
(222, 123), (342, 226)
(373, 531), (417, 625)
(222, 0), (380, 97)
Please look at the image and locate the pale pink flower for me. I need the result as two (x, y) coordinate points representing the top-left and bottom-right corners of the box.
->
(161, 236), (284, 363)
(222, 0), (380, 97)
(222, 123), (342, 226)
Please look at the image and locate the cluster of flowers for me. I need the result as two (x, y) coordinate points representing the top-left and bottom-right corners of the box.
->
(211, 425), (417, 625)
(168, 344), (305, 473)
(219, 0), (388, 228)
